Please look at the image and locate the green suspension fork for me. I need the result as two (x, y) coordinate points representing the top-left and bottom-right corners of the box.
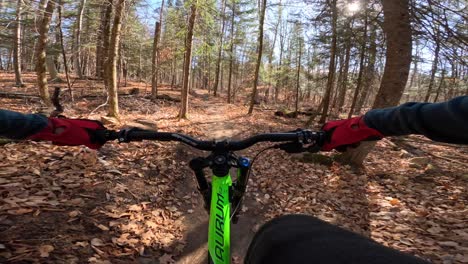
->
(208, 174), (232, 264)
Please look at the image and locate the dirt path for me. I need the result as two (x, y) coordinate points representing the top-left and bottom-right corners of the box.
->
(176, 101), (264, 264)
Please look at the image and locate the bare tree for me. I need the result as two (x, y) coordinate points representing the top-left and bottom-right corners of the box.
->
(318, 0), (337, 124)
(179, 0), (197, 118)
(57, 0), (73, 100)
(226, 0), (235, 103)
(73, 0), (87, 79)
(424, 28), (441, 102)
(13, 0), (24, 87)
(36, 0), (55, 107)
(151, 0), (165, 98)
(212, 0), (227, 96)
(248, 0), (266, 114)
(106, 0), (125, 118)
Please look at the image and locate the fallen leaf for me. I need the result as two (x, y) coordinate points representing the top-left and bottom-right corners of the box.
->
(128, 204), (142, 212)
(438, 241), (459, 248)
(75, 241), (89, 247)
(95, 224), (109, 231)
(389, 198), (400, 206)
(427, 226), (444, 235)
(69, 210), (82, 218)
(7, 208), (33, 215)
(159, 253), (175, 264)
(90, 238), (104, 247)
(38, 245), (54, 258)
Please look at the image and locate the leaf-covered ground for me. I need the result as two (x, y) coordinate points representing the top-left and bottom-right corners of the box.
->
(0, 73), (467, 263)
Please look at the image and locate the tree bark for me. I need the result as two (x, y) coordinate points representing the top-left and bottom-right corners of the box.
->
(97, 0), (112, 79)
(348, 6), (368, 118)
(318, 0), (337, 124)
(336, 29), (352, 112)
(227, 0), (235, 104)
(341, 0), (412, 165)
(36, 0), (55, 107)
(248, 0), (266, 114)
(434, 68), (445, 102)
(179, 1), (197, 118)
(151, 22), (161, 97)
(57, 0), (73, 100)
(151, 0), (164, 98)
(73, 0), (86, 79)
(212, 0), (227, 96)
(266, 2), (281, 103)
(424, 29), (440, 102)
(106, 0), (125, 118)
(294, 36), (302, 115)
(355, 21), (376, 114)
(13, 0), (24, 86)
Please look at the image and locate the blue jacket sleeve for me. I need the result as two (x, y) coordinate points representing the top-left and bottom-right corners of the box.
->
(0, 109), (49, 139)
(364, 96), (468, 144)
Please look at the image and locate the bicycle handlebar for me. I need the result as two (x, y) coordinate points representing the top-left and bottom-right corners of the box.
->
(101, 129), (325, 152)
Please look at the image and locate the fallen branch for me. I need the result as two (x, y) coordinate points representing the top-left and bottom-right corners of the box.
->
(0, 92), (39, 99)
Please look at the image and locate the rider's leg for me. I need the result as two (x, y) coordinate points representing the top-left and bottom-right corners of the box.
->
(245, 214), (429, 264)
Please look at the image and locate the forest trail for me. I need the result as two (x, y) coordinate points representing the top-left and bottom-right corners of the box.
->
(177, 100), (262, 264)
(0, 75), (467, 264)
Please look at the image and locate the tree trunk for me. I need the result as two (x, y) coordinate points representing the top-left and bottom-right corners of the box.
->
(151, 0), (164, 98)
(434, 68), (445, 102)
(212, 0), (227, 96)
(95, 3), (105, 78)
(407, 39), (419, 92)
(73, 0), (86, 79)
(294, 37), (302, 115)
(13, 0), (24, 86)
(46, 55), (59, 80)
(318, 0), (337, 124)
(248, 0), (266, 114)
(341, 0), (412, 165)
(36, 0), (55, 107)
(57, 0), (73, 100)
(179, 1), (197, 118)
(336, 32), (352, 112)
(424, 29), (440, 102)
(266, 2), (281, 104)
(348, 6), (368, 118)
(275, 28), (285, 103)
(106, 0), (125, 118)
(227, 0), (235, 104)
(98, 0), (112, 80)
(355, 22), (376, 114)
(151, 22), (161, 97)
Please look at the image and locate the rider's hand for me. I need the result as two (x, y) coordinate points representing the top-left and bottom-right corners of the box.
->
(28, 117), (107, 149)
(321, 116), (384, 151)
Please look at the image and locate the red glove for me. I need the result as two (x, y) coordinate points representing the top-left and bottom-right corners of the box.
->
(321, 116), (384, 151)
(28, 117), (107, 149)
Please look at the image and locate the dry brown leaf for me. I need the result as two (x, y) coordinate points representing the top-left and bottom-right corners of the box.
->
(7, 208), (33, 215)
(95, 224), (109, 231)
(68, 210), (81, 218)
(90, 238), (104, 247)
(74, 241), (89, 247)
(389, 198), (400, 206)
(159, 253), (175, 264)
(38, 245), (54, 258)
(128, 204), (142, 212)
(438, 241), (459, 248)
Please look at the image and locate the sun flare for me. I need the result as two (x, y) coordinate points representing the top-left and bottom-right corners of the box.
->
(347, 1), (361, 13)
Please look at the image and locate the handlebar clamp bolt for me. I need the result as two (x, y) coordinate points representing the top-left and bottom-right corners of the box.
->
(214, 155), (227, 165)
